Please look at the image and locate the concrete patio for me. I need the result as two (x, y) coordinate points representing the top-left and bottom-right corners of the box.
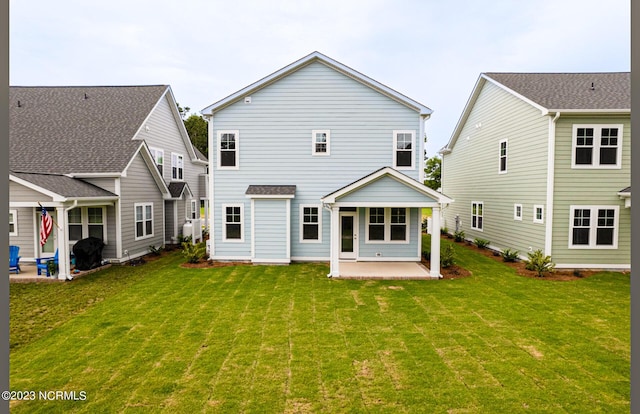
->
(335, 261), (435, 280)
(9, 263), (111, 283)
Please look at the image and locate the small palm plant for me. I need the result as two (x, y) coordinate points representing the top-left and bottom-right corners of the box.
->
(524, 249), (555, 277)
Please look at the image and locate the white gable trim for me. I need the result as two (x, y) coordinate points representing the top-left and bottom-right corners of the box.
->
(441, 74), (548, 154)
(9, 175), (67, 201)
(123, 142), (171, 198)
(202, 51), (432, 116)
(321, 167), (453, 205)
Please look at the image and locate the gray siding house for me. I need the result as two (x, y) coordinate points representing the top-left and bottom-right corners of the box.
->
(202, 52), (452, 278)
(9, 85), (208, 279)
(440, 72), (630, 270)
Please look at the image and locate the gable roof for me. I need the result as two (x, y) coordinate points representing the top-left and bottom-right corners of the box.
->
(201, 51), (432, 116)
(321, 167), (453, 205)
(167, 181), (193, 199)
(484, 72), (630, 112)
(441, 72), (630, 153)
(9, 85), (170, 175)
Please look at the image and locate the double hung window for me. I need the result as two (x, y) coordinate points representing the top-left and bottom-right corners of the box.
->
(573, 125), (623, 168)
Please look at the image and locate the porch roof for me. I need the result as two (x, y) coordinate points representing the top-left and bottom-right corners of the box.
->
(245, 185), (296, 198)
(10, 172), (118, 201)
(321, 167), (453, 206)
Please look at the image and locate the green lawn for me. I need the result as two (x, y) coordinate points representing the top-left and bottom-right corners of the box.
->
(10, 237), (629, 413)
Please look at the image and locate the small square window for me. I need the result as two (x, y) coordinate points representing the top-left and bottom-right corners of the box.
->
(312, 130), (330, 156)
(514, 204), (522, 221)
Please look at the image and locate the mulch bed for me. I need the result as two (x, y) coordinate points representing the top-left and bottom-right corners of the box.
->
(426, 235), (603, 281)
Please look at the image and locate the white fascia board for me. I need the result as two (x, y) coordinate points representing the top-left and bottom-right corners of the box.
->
(321, 167), (453, 205)
(9, 174), (67, 202)
(66, 172), (123, 178)
(201, 51), (432, 116)
(547, 109), (630, 114)
(482, 74), (549, 114)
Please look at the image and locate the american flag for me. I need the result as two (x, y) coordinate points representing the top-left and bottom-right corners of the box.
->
(40, 207), (53, 246)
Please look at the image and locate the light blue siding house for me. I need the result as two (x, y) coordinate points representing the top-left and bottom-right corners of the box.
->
(202, 52), (452, 278)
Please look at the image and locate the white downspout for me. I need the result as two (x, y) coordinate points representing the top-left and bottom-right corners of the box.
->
(59, 200), (78, 280)
(544, 112), (560, 256)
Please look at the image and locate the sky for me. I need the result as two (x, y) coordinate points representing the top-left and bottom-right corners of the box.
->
(9, 0), (630, 157)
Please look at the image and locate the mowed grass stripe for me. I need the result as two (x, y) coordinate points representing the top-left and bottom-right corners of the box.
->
(10, 242), (629, 413)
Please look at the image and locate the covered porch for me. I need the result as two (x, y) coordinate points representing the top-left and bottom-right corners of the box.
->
(321, 167), (453, 279)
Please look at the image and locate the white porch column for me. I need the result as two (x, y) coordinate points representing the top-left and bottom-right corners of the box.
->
(329, 206), (340, 277)
(55, 207), (70, 280)
(430, 205), (441, 278)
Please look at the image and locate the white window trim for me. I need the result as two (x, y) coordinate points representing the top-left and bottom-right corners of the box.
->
(533, 205), (544, 224)
(149, 147), (164, 177)
(393, 130), (416, 170)
(299, 204), (322, 243)
(68, 207), (108, 244)
(471, 201), (484, 231)
(9, 209), (17, 236)
(568, 205), (619, 249)
(365, 207), (410, 244)
(217, 130), (240, 170)
(222, 204), (244, 242)
(190, 200), (198, 220)
(134, 203), (154, 241)
(571, 124), (623, 169)
(171, 152), (184, 181)
(513, 204), (522, 221)
(311, 130), (331, 156)
(499, 139), (508, 174)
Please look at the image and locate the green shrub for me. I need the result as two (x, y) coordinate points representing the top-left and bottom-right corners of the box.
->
(441, 244), (455, 268)
(474, 238), (490, 249)
(524, 249), (555, 277)
(453, 230), (465, 242)
(182, 241), (207, 264)
(441, 227), (448, 235)
(501, 248), (520, 262)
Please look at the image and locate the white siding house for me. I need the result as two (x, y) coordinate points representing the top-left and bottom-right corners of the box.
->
(202, 52), (452, 278)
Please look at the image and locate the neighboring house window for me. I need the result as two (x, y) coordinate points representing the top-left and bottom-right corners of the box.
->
(366, 208), (408, 243)
(533, 205), (544, 224)
(514, 204), (522, 221)
(393, 130), (415, 169)
(68, 207), (107, 242)
(572, 124), (623, 168)
(312, 130), (330, 156)
(218, 130), (239, 169)
(149, 147), (164, 176)
(171, 153), (184, 180)
(223, 204), (244, 242)
(471, 202), (483, 231)
(569, 206), (619, 248)
(499, 139), (508, 173)
(9, 210), (17, 236)
(135, 203), (154, 240)
(300, 205), (321, 242)
(190, 200), (197, 220)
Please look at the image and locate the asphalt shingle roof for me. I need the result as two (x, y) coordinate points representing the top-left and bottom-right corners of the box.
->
(11, 172), (118, 198)
(10, 85), (169, 175)
(245, 185), (297, 196)
(484, 72), (630, 110)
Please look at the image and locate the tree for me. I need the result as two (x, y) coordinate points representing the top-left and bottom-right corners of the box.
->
(176, 103), (191, 119)
(183, 114), (208, 157)
(424, 155), (441, 190)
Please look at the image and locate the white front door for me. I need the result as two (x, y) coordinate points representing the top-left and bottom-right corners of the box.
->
(339, 212), (357, 259)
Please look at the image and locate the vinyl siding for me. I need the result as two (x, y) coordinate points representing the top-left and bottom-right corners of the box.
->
(120, 153), (165, 257)
(442, 80), (549, 254)
(9, 181), (54, 202)
(8, 207), (35, 258)
(253, 199), (289, 261)
(211, 61), (422, 260)
(551, 115), (630, 266)
(338, 176), (438, 204)
(81, 177), (117, 194)
(164, 200), (176, 243)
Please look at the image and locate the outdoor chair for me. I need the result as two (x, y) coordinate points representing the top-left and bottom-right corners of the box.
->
(9, 245), (21, 274)
(35, 249), (58, 277)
